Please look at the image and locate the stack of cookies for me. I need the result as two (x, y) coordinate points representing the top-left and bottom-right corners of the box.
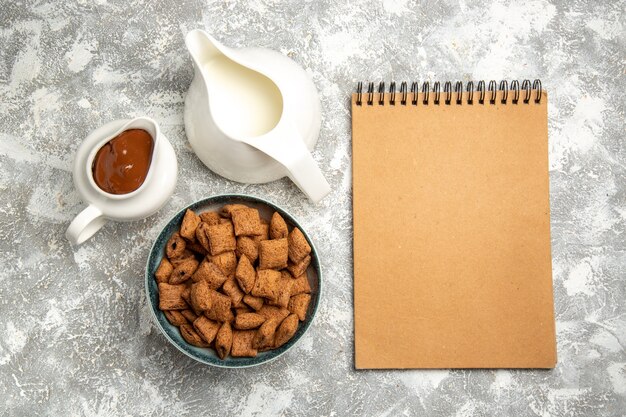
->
(155, 204), (313, 359)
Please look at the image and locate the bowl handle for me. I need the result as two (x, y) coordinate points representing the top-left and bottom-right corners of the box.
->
(66, 204), (106, 245)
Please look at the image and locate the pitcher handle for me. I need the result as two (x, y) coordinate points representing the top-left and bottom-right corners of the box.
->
(66, 204), (106, 245)
(243, 122), (331, 203)
(285, 143), (331, 204)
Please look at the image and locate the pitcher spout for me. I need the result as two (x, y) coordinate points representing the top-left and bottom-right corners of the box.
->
(186, 30), (223, 68)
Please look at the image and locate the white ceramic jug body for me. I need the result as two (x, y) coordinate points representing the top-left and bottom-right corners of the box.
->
(183, 30), (330, 202)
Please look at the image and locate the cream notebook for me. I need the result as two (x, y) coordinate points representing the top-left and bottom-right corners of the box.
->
(352, 80), (556, 369)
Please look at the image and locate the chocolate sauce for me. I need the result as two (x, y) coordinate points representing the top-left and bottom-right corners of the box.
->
(92, 129), (153, 195)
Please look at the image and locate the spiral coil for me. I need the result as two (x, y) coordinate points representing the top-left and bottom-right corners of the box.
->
(355, 79), (542, 106)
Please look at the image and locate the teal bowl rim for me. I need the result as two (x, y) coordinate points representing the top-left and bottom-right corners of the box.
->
(144, 194), (322, 368)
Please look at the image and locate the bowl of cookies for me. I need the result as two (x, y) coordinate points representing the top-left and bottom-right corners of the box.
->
(145, 194), (320, 367)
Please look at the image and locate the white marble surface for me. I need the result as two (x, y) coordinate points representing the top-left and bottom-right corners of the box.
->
(0, 0), (624, 415)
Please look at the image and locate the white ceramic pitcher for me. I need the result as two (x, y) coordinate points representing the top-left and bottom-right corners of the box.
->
(184, 30), (330, 203)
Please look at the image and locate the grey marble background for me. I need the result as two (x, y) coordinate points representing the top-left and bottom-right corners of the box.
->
(1, 0), (624, 415)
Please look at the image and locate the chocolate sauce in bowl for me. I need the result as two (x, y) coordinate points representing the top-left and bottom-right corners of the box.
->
(92, 129), (154, 195)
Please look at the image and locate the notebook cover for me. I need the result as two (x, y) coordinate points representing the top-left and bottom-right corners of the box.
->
(352, 91), (556, 369)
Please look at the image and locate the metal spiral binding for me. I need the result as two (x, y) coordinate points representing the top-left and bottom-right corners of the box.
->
(444, 81), (452, 105)
(488, 80), (497, 104)
(410, 82), (418, 105)
(355, 79), (542, 106)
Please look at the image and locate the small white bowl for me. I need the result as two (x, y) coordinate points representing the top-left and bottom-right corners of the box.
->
(66, 117), (178, 245)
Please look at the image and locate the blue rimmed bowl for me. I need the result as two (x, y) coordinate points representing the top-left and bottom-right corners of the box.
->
(145, 194), (322, 367)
